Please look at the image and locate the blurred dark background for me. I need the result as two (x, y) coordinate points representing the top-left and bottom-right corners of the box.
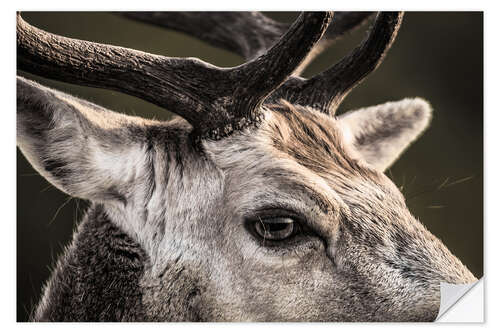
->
(16, 12), (483, 321)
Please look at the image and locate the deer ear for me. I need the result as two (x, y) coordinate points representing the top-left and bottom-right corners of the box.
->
(17, 76), (153, 203)
(338, 98), (432, 171)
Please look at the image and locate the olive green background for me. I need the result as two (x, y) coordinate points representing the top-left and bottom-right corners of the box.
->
(17, 12), (483, 321)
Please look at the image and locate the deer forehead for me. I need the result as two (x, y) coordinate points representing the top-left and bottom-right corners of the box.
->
(206, 102), (386, 190)
(210, 104), (352, 166)
(204, 103), (405, 225)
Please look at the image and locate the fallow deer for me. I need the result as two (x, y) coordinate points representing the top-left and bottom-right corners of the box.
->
(17, 11), (476, 322)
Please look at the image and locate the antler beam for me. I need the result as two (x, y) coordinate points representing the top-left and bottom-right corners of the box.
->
(17, 12), (333, 139)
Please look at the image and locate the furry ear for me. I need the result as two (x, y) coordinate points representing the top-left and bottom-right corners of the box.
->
(17, 76), (155, 203)
(338, 98), (432, 171)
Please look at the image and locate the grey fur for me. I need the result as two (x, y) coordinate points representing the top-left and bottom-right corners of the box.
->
(17, 77), (475, 322)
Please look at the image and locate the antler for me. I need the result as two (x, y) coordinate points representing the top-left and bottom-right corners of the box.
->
(17, 12), (333, 139)
(120, 12), (403, 116)
(120, 12), (373, 73)
(272, 12), (404, 115)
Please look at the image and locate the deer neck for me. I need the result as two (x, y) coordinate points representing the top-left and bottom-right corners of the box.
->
(32, 204), (203, 321)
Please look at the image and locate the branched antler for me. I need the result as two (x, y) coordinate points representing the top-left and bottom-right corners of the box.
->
(273, 12), (404, 114)
(17, 11), (402, 137)
(17, 12), (333, 139)
(120, 12), (403, 115)
(120, 12), (374, 73)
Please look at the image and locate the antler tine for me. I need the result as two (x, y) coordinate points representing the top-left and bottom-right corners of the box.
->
(120, 12), (373, 71)
(270, 12), (404, 115)
(17, 12), (332, 139)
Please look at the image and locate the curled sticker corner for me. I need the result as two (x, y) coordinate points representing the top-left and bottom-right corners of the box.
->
(436, 278), (483, 322)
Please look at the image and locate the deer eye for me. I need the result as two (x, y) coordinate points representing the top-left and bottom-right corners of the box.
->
(254, 217), (297, 241)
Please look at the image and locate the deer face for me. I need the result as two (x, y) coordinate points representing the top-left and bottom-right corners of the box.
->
(17, 12), (476, 322)
(182, 102), (473, 321)
(91, 98), (471, 321)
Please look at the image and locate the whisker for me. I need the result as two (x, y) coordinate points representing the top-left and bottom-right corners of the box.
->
(443, 175), (475, 188)
(437, 177), (450, 190)
(40, 183), (54, 193)
(407, 174), (475, 201)
(48, 196), (73, 226)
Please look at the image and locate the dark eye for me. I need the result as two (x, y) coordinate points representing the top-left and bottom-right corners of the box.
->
(254, 217), (296, 241)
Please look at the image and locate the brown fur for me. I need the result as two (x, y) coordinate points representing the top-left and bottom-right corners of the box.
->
(267, 101), (379, 178)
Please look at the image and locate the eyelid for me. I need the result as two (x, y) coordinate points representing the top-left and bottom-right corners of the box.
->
(245, 204), (335, 240)
(249, 207), (306, 222)
(245, 207), (318, 239)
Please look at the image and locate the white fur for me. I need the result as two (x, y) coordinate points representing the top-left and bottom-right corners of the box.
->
(339, 98), (432, 171)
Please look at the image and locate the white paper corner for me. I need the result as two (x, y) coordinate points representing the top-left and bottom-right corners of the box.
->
(435, 278), (484, 322)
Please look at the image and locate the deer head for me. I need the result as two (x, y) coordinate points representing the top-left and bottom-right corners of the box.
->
(17, 12), (476, 322)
